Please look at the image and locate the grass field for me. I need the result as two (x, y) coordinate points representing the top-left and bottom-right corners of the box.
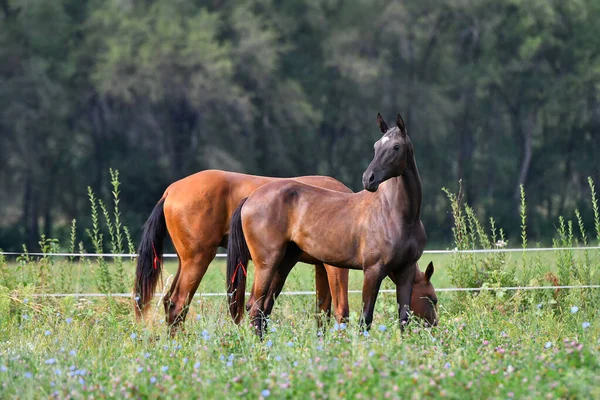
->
(1, 180), (600, 399)
(0, 251), (599, 400)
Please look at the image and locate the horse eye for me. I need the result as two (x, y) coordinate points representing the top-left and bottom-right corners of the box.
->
(431, 298), (438, 305)
(394, 144), (400, 150)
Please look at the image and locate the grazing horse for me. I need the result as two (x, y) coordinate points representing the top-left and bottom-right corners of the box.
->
(134, 169), (437, 333)
(227, 112), (427, 337)
(134, 170), (353, 331)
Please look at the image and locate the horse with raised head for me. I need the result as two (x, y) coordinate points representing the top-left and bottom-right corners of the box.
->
(134, 169), (437, 333)
(227, 112), (428, 337)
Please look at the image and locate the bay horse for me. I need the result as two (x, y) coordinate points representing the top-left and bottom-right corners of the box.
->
(134, 170), (352, 331)
(227, 112), (427, 337)
(134, 169), (437, 333)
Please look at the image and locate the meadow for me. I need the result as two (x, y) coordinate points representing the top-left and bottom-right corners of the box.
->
(1, 181), (600, 399)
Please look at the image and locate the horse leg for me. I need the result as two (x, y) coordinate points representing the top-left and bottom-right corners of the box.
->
(248, 250), (289, 339)
(359, 264), (387, 331)
(314, 262), (332, 328)
(164, 248), (217, 335)
(324, 264), (349, 325)
(263, 244), (302, 317)
(389, 265), (416, 331)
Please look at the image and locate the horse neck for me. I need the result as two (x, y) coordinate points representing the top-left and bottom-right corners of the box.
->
(380, 154), (422, 223)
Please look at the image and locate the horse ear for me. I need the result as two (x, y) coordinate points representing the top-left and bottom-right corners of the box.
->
(396, 113), (407, 135)
(377, 113), (389, 133)
(425, 261), (434, 281)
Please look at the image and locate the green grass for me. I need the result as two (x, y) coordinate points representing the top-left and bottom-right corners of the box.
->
(0, 254), (599, 399)
(1, 176), (600, 398)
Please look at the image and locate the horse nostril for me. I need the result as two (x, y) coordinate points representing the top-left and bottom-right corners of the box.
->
(368, 173), (375, 183)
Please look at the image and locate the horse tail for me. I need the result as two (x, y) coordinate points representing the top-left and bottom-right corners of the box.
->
(227, 197), (250, 324)
(134, 197), (167, 321)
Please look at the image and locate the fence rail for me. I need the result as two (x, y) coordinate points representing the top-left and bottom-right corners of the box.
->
(2, 246), (600, 258)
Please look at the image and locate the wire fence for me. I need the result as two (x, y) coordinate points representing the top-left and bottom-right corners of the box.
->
(2, 246), (599, 298)
(2, 246), (600, 258)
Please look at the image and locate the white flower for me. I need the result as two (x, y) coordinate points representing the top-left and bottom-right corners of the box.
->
(570, 306), (579, 314)
(544, 341), (552, 349)
(495, 240), (507, 248)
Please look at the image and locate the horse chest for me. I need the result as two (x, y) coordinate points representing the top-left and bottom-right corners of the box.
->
(370, 221), (425, 268)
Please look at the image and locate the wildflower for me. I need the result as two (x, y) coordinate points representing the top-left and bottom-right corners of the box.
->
(316, 345), (322, 351)
(66, 318), (73, 324)
(45, 330), (52, 336)
(69, 350), (76, 357)
(130, 333), (137, 340)
(24, 372), (32, 378)
(363, 331), (369, 337)
(275, 356), (282, 361)
(79, 378), (85, 385)
(495, 240), (507, 248)
(333, 322), (340, 331)
(261, 389), (270, 397)
(183, 357), (188, 364)
(196, 315), (201, 321)
(368, 351), (375, 357)
(24, 298), (29, 303)
(137, 367), (143, 373)
(293, 361), (298, 367)
(201, 330), (210, 340)
(378, 325), (386, 332)
(286, 342), (293, 347)
(444, 363), (451, 369)
(570, 306), (579, 314)
(545, 342), (552, 349)
(537, 304), (543, 309)
(228, 354), (234, 362)
(161, 366), (168, 372)
(582, 322), (591, 329)
(0, 365), (7, 372)
(150, 377), (157, 384)
(144, 352), (150, 359)
(226, 361), (233, 367)
(266, 340), (273, 348)
(339, 323), (347, 330)
(194, 362), (201, 369)
(22, 314), (29, 320)
(134, 296), (140, 302)
(270, 327), (276, 333)
(45, 358), (56, 365)
(55, 369), (62, 375)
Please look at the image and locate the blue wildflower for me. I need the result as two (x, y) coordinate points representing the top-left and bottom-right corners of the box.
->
(262, 389), (270, 397)
(69, 350), (76, 357)
(144, 352), (150, 359)
(444, 362), (451, 369)
(0, 365), (7, 372)
(194, 362), (201, 369)
(228, 354), (234, 361)
(130, 333), (137, 340)
(66, 318), (73, 324)
(45, 330), (52, 336)
(196, 315), (201, 321)
(55, 369), (62, 375)
(571, 306), (579, 314)
(582, 322), (591, 329)
(45, 358), (56, 365)
(378, 325), (386, 332)
(362, 330), (370, 337)
(339, 323), (347, 330)
(545, 341), (552, 349)
(150, 376), (157, 384)
(275, 356), (282, 361)
(286, 341), (293, 347)
(183, 357), (188, 364)
(316, 345), (322, 351)
(226, 361), (233, 367)
(161, 366), (168, 372)
(24, 372), (32, 378)
(137, 367), (143, 373)
(79, 378), (85, 385)
(266, 340), (273, 348)
(23, 298), (29, 304)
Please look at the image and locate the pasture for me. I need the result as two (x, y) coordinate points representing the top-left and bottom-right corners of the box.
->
(0, 251), (599, 399)
(1, 181), (600, 399)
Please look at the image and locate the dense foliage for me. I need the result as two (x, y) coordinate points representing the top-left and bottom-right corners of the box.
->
(2, 0), (600, 250)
